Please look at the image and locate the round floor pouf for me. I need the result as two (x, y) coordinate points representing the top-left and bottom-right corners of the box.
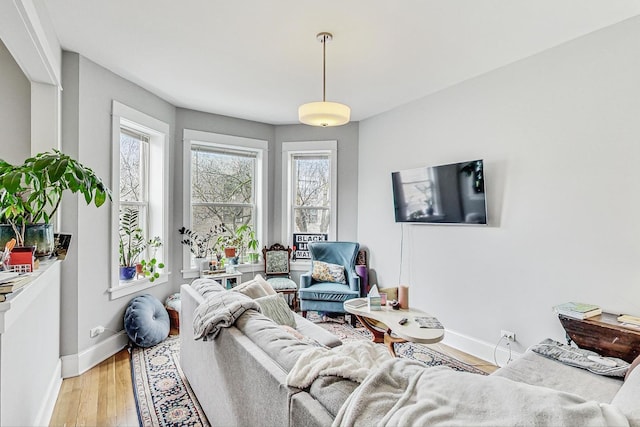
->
(124, 294), (170, 347)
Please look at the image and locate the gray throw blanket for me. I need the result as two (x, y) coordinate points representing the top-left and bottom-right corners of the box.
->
(333, 359), (629, 427)
(193, 291), (260, 341)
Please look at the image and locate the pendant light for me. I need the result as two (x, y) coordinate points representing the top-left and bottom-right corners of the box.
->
(298, 32), (351, 127)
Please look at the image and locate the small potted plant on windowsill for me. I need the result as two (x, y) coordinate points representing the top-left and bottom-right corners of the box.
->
(119, 208), (148, 280)
(237, 224), (259, 264)
(178, 225), (224, 270)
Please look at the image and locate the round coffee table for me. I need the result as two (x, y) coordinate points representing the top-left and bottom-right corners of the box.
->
(344, 298), (445, 357)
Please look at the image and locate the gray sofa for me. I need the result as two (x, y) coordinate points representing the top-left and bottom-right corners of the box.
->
(180, 281), (345, 427)
(181, 280), (640, 426)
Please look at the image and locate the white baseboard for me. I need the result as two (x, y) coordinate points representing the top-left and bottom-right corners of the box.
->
(442, 328), (522, 368)
(61, 331), (129, 378)
(35, 359), (63, 426)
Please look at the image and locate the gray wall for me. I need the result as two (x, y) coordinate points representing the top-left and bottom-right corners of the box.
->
(274, 123), (359, 244)
(56, 55), (361, 360)
(60, 52), (176, 355)
(357, 16), (640, 359)
(0, 39), (30, 163)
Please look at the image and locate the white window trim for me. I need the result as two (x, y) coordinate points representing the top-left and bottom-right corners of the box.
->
(109, 101), (170, 300)
(182, 129), (268, 279)
(281, 140), (337, 247)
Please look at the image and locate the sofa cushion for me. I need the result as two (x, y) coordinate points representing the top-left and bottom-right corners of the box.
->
(298, 282), (359, 302)
(625, 354), (640, 381)
(493, 349), (623, 403)
(255, 294), (296, 327)
(235, 310), (315, 372)
(612, 363), (640, 426)
(312, 261), (346, 284)
(309, 375), (359, 417)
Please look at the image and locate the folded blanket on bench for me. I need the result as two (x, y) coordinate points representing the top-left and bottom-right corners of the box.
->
(193, 291), (260, 341)
(532, 338), (629, 377)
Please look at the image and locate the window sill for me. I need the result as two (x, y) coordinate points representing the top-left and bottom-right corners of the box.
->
(108, 273), (170, 300)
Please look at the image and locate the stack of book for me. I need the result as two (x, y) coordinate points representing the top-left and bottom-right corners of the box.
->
(0, 272), (32, 302)
(617, 314), (640, 330)
(553, 302), (602, 319)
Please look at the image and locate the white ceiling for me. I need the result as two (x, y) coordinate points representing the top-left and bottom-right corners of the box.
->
(43, 1), (640, 125)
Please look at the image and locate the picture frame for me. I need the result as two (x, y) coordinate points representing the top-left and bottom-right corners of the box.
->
(53, 233), (72, 260)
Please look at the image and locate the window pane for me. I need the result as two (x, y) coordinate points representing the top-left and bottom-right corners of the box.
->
(191, 149), (255, 204)
(120, 131), (146, 202)
(192, 204), (253, 241)
(294, 156), (330, 207)
(294, 208), (330, 233)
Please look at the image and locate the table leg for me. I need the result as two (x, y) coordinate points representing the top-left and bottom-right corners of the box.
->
(354, 314), (385, 343)
(383, 332), (407, 358)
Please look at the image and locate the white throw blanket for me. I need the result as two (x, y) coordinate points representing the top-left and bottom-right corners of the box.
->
(192, 291), (260, 341)
(286, 340), (391, 389)
(333, 359), (629, 427)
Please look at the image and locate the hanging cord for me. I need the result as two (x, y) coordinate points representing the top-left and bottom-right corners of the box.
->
(493, 336), (513, 368)
(321, 33), (327, 102)
(398, 223), (404, 284)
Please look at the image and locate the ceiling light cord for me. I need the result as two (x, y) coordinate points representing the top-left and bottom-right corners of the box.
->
(321, 33), (327, 102)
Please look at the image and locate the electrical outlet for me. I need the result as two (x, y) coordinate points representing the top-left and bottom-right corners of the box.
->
(501, 330), (516, 341)
(90, 326), (105, 338)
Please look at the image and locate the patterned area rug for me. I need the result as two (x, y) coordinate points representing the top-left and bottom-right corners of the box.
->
(130, 315), (486, 426)
(310, 313), (487, 374)
(130, 335), (210, 427)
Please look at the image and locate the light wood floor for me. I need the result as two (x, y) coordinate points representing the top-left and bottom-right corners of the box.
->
(49, 331), (496, 426)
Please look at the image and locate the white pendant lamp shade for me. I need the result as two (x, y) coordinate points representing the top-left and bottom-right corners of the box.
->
(299, 32), (350, 127)
(298, 101), (350, 127)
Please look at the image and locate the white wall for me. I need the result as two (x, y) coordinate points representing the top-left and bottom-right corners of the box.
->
(0, 39), (30, 163)
(358, 16), (640, 360)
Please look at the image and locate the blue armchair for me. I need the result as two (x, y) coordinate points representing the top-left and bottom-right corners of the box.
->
(298, 241), (360, 322)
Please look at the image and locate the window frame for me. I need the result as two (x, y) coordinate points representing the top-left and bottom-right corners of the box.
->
(182, 129), (268, 278)
(281, 140), (337, 246)
(109, 101), (170, 299)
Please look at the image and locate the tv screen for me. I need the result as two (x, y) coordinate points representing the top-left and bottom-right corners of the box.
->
(391, 159), (487, 224)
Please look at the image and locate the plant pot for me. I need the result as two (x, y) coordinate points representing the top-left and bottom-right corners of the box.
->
(224, 247), (236, 258)
(25, 224), (54, 257)
(119, 266), (136, 281)
(0, 223), (54, 257)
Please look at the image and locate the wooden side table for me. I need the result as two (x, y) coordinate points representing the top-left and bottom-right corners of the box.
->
(558, 312), (640, 363)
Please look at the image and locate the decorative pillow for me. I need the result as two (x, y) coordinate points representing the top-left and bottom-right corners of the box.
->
(232, 279), (270, 299)
(124, 294), (170, 348)
(254, 274), (277, 295)
(255, 294), (296, 327)
(279, 325), (327, 348)
(312, 261), (346, 284)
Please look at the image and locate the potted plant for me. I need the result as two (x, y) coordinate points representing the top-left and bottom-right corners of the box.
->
(179, 225), (224, 269)
(0, 150), (111, 257)
(236, 224), (259, 263)
(137, 236), (165, 282)
(119, 208), (146, 280)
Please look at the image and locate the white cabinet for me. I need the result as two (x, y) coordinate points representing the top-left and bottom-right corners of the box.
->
(0, 261), (61, 426)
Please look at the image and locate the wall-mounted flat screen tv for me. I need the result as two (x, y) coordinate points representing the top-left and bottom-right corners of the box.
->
(391, 159), (487, 225)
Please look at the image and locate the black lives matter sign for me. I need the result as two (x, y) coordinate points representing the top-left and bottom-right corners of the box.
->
(293, 234), (328, 260)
